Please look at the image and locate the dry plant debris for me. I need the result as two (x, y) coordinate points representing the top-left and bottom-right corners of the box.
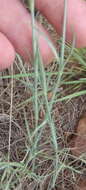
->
(70, 115), (86, 190)
(76, 177), (86, 190)
(71, 114), (86, 157)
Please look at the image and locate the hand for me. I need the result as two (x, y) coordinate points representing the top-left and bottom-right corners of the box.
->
(0, 0), (86, 70)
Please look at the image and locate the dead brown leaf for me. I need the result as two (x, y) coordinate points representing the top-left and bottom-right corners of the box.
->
(47, 91), (53, 101)
(71, 114), (86, 157)
(76, 178), (86, 190)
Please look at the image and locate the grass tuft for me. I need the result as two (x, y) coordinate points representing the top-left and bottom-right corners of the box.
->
(0, 0), (86, 189)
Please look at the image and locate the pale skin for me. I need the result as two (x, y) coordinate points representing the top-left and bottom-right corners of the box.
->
(0, 0), (86, 70)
